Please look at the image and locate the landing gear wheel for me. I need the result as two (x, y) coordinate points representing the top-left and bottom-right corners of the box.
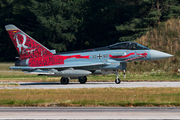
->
(78, 76), (87, 84)
(115, 70), (121, 84)
(115, 78), (121, 84)
(60, 77), (69, 85)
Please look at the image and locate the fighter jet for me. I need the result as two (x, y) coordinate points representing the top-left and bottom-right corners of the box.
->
(5, 24), (173, 84)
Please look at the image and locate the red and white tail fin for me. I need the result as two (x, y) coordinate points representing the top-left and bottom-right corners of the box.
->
(5, 24), (53, 60)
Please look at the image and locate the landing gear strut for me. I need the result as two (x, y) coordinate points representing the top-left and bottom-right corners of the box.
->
(78, 76), (87, 84)
(115, 70), (121, 84)
(60, 77), (69, 84)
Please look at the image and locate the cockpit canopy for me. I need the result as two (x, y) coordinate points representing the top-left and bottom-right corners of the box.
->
(108, 42), (150, 50)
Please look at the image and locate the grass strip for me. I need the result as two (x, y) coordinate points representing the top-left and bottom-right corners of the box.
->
(0, 83), (20, 87)
(0, 88), (180, 107)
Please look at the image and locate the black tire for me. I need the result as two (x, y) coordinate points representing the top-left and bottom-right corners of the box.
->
(78, 76), (87, 84)
(60, 77), (69, 84)
(115, 78), (121, 84)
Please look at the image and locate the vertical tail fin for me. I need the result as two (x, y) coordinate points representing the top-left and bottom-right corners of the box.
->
(5, 24), (53, 60)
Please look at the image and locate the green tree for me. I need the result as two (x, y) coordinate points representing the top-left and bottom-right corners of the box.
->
(77, 0), (180, 48)
(0, 0), (18, 61)
(0, 0), (38, 61)
(30, 0), (83, 52)
(76, 0), (150, 48)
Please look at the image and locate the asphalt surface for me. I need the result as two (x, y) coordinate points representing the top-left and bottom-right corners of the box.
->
(0, 82), (180, 89)
(0, 107), (180, 119)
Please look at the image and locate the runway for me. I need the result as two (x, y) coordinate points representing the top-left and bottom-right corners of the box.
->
(0, 82), (180, 89)
(0, 107), (180, 119)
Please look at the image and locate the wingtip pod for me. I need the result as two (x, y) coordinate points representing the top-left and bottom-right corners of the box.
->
(5, 24), (53, 60)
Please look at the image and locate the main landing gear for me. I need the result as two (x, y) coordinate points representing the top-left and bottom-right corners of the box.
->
(60, 76), (87, 84)
(60, 77), (69, 84)
(78, 76), (87, 84)
(115, 70), (121, 84)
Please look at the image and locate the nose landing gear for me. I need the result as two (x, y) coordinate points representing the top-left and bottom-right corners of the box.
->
(115, 70), (121, 84)
(115, 78), (121, 84)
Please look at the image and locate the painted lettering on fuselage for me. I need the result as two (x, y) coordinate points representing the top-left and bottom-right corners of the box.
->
(103, 54), (108, 58)
(92, 55), (97, 59)
(92, 54), (108, 59)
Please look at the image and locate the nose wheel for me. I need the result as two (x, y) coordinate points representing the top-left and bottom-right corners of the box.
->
(115, 70), (121, 84)
(115, 78), (121, 84)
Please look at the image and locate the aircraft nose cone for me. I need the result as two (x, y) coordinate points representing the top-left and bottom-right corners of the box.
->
(150, 50), (173, 60)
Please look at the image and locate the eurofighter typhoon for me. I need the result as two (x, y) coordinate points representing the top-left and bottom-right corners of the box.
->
(5, 25), (173, 84)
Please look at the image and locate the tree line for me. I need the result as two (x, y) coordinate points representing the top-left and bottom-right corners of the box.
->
(0, 0), (180, 61)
